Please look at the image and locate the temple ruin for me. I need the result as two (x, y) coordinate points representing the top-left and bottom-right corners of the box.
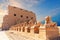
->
(9, 16), (59, 40)
(2, 6), (36, 30)
(2, 6), (59, 40)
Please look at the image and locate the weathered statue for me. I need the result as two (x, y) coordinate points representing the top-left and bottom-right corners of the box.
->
(34, 26), (39, 34)
(28, 20), (34, 27)
(45, 16), (51, 24)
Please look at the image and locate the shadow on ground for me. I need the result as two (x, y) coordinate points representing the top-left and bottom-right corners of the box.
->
(49, 36), (60, 40)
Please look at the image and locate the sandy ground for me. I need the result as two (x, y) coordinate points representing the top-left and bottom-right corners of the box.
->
(0, 31), (9, 40)
(0, 31), (40, 40)
(6, 30), (40, 40)
(0, 27), (60, 40)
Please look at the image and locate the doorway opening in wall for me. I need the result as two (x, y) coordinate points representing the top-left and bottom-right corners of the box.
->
(26, 16), (28, 19)
(20, 15), (23, 18)
(14, 14), (16, 16)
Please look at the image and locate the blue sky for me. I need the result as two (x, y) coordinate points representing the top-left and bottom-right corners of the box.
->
(0, 0), (60, 25)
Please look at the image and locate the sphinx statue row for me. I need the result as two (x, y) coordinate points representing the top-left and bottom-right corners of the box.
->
(9, 16), (58, 34)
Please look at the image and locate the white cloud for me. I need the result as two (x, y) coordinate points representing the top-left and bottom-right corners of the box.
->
(0, 3), (8, 24)
(21, 0), (45, 7)
(8, 0), (24, 8)
(0, 8), (7, 24)
(25, 0), (38, 4)
(0, 3), (8, 16)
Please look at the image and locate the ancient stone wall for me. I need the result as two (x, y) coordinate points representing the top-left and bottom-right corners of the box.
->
(2, 6), (36, 30)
